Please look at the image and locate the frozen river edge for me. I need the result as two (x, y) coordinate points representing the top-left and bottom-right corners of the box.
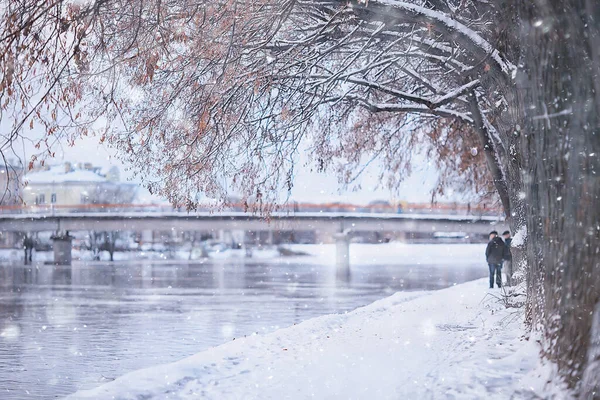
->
(66, 279), (558, 400)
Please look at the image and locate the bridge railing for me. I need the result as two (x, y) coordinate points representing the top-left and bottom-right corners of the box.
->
(0, 201), (504, 217)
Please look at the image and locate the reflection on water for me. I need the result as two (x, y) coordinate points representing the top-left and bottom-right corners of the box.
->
(0, 256), (485, 399)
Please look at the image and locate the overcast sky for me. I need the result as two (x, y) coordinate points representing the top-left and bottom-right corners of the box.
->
(7, 129), (471, 205)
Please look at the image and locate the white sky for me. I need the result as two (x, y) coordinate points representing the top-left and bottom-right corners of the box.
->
(7, 131), (469, 206)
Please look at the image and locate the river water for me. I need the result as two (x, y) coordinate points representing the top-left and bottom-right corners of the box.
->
(0, 248), (486, 399)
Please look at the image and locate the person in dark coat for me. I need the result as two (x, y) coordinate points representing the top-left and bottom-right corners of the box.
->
(502, 230), (513, 286)
(23, 235), (34, 265)
(485, 231), (505, 288)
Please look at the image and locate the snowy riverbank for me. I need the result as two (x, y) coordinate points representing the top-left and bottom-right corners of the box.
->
(66, 279), (563, 400)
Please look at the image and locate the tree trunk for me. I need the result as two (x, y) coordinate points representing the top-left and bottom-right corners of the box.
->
(514, 0), (600, 391)
(468, 92), (512, 218)
(582, 302), (600, 397)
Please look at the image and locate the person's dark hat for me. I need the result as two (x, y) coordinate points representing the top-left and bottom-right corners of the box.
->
(490, 231), (498, 236)
(502, 230), (510, 236)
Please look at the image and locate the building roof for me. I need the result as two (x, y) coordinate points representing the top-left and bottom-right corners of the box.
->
(24, 165), (110, 184)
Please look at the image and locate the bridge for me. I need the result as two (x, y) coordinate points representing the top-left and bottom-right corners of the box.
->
(0, 210), (504, 234)
(0, 209), (506, 270)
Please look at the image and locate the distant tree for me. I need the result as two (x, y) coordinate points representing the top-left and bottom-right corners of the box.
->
(87, 184), (137, 207)
(86, 231), (103, 261)
(86, 230), (119, 261)
(100, 231), (118, 262)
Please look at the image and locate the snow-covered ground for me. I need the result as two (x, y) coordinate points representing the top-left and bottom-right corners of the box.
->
(67, 278), (561, 400)
(289, 242), (483, 266)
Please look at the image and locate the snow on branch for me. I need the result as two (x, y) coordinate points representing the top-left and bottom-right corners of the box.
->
(329, 94), (473, 123)
(343, 0), (516, 79)
(1, 0), (511, 211)
(309, 75), (478, 111)
(429, 79), (480, 108)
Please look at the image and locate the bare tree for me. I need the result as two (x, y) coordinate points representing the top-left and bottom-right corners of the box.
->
(86, 231), (103, 260)
(1, 0), (505, 209)
(87, 183), (137, 207)
(86, 230), (119, 261)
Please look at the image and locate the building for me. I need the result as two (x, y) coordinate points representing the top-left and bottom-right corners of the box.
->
(22, 162), (137, 209)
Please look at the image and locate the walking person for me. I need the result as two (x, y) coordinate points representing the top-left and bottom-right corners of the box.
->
(23, 236), (28, 265)
(485, 231), (505, 289)
(502, 230), (513, 286)
(23, 235), (33, 265)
